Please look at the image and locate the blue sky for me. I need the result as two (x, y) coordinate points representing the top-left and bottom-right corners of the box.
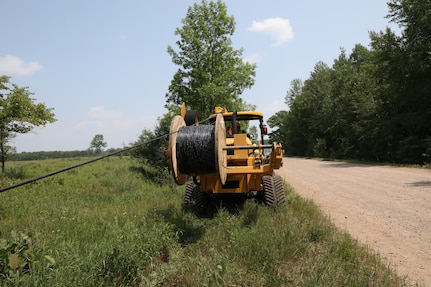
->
(1, 1), (398, 152)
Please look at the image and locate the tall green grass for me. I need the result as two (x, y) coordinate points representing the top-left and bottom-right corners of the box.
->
(0, 157), (413, 286)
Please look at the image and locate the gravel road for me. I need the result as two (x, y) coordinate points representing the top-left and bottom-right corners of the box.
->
(276, 157), (431, 286)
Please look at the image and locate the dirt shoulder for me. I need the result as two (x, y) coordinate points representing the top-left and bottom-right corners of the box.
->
(276, 157), (431, 286)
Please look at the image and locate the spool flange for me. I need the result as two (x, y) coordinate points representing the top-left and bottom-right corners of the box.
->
(215, 113), (227, 185)
(168, 115), (188, 185)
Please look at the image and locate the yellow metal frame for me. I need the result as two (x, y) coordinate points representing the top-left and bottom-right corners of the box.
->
(198, 132), (283, 194)
(174, 104), (283, 195)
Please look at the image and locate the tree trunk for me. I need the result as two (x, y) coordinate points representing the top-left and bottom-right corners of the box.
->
(0, 130), (5, 173)
(0, 142), (5, 173)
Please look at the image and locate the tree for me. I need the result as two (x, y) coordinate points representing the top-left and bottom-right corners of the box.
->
(267, 110), (289, 145)
(89, 134), (107, 155)
(285, 79), (303, 109)
(129, 111), (176, 184)
(270, 1), (430, 164)
(368, 0), (431, 163)
(0, 76), (56, 172)
(130, 109), (174, 168)
(276, 46), (381, 160)
(166, 0), (256, 117)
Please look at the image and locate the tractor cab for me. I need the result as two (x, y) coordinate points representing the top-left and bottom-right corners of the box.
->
(209, 107), (268, 148)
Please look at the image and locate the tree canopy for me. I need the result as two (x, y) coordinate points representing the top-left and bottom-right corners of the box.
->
(165, 0), (256, 117)
(268, 0), (431, 165)
(133, 1), (257, 176)
(0, 75), (56, 172)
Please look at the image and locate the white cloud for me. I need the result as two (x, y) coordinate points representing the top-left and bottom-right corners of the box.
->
(248, 18), (294, 47)
(88, 106), (122, 120)
(74, 106), (158, 148)
(0, 54), (43, 76)
(265, 99), (285, 114)
(243, 53), (262, 64)
(75, 106), (157, 132)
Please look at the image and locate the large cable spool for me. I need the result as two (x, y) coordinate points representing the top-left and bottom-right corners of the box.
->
(168, 113), (226, 185)
(214, 113), (227, 184)
(168, 116), (188, 185)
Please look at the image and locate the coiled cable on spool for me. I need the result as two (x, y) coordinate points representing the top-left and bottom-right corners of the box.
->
(168, 113), (226, 185)
(176, 125), (216, 174)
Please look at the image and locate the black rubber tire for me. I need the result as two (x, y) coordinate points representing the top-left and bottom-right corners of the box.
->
(183, 182), (194, 205)
(262, 175), (277, 206)
(183, 182), (205, 208)
(274, 174), (286, 205)
(184, 110), (199, 126)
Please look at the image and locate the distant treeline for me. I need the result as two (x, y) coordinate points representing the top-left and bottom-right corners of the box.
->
(268, 2), (431, 165)
(11, 148), (129, 161)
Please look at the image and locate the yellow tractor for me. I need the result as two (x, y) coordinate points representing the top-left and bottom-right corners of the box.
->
(167, 104), (285, 207)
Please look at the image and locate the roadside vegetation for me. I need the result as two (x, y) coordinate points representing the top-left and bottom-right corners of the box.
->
(0, 157), (413, 286)
(268, 1), (431, 166)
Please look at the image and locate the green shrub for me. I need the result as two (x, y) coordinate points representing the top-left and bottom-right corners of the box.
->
(0, 231), (55, 283)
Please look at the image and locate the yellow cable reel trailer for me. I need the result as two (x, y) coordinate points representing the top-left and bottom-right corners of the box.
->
(167, 104), (285, 207)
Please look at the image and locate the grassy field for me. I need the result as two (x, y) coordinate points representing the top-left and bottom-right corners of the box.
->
(0, 157), (411, 286)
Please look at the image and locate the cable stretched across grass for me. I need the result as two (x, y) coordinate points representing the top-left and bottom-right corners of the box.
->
(0, 116), (212, 194)
(0, 135), (164, 193)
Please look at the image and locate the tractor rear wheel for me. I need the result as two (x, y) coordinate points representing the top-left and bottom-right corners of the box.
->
(274, 174), (286, 204)
(183, 182), (206, 209)
(262, 175), (277, 206)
